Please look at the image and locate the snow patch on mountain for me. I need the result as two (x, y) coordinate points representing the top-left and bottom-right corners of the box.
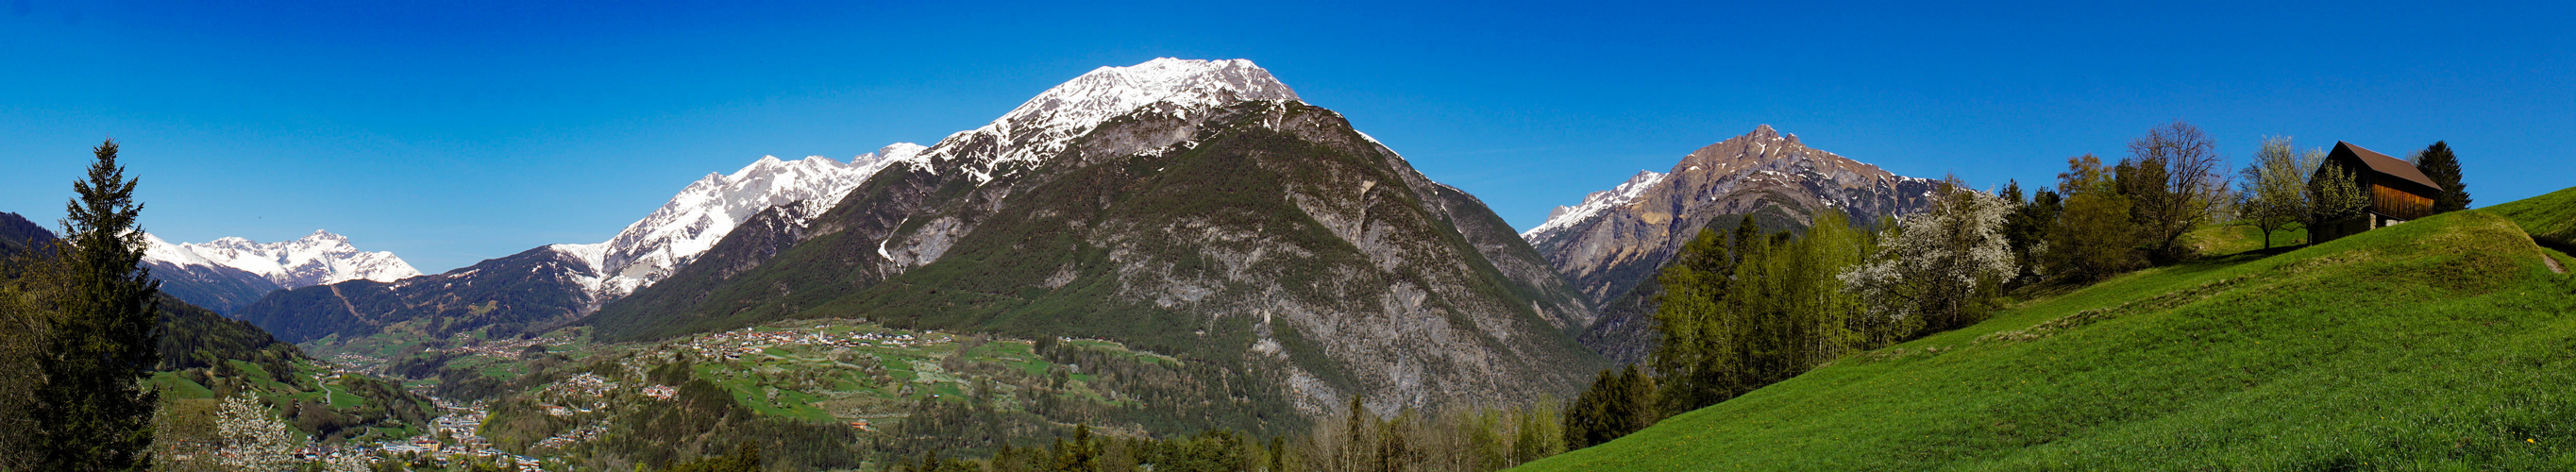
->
(143, 230), (422, 288)
(1521, 170), (1667, 241)
(917, 58), (1300, 183)
(550, 144), (920, 302)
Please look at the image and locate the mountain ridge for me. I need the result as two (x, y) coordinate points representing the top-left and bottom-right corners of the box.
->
(1525, 125), (1937, 362)
(231, 148), (909, 344)
(550, 145), (920, 303)
(584, 59), (1603, 416)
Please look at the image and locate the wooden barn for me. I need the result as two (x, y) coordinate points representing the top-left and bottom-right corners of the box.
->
(2310, 141), (2440, 244)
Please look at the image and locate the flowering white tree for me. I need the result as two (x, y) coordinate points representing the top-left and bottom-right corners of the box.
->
(214, 393), (302, 470)
(2237, 137), (2320, 250)
(319, 450), (375, 472)
(1841, 179), (2018, 334)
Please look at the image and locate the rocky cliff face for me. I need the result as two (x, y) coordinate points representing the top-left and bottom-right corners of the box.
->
(1524, 126), (1935, 362)
(585, 59), (1602, 417)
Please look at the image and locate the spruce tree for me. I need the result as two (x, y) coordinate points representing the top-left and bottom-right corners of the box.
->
(37, 138), (162, 471)
(2415, 141), (2471, 213)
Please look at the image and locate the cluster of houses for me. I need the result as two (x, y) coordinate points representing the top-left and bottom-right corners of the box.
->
(640, 384), (678, 400)
(326, 353), (385, 376)
(339, 398), (541, 469)
(530, 423), (609, 450)
(540, 373), (617, 400)
(443, 335), (565, 360)
(680, 326), (939, 361)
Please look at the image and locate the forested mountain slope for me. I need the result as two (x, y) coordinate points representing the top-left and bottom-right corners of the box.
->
(234, 244), (608, 343)
(586, 59), (1602, 415)
(1521, 206), (2576, 470)
(1522, 126), (1935, 362)
(0, 212), (431, 447)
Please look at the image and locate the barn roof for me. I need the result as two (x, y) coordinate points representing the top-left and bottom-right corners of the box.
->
(2332, 142), (2441, 191)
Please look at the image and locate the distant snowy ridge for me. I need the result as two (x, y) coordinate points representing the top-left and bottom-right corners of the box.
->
(143, 230), (422, 288)
(549, 143), (924, 302)
(916, 58), (1301, 183)
(1522, 170), (1667, 241)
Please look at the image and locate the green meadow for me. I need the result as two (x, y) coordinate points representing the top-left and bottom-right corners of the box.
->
(1523, 192), (2576, 470)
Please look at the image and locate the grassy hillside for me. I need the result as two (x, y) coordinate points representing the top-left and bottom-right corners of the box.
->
(1520, 208), (2576, 470)
(2483, 185), (2576, 252)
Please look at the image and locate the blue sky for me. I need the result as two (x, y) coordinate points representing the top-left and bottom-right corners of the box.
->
(3, 0), (2568, 273)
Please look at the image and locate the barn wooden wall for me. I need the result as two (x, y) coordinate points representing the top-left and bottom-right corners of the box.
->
(2371, 184), (2434, 221)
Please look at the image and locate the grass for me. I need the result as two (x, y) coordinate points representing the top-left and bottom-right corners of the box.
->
(1519, 208), (2576, 470)
(2483, 185), (2576, 251)
(2189, 222), (2310, 256)
(151, 371), (216, 399)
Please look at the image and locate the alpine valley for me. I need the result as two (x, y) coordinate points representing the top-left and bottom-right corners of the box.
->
(55, 58), (1967, 469)
(7, 49), (2555, 472)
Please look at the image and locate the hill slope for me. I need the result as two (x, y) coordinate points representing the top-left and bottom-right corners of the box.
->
(1520, 208), (2576, 470)
(2483, 185), (2576, 253)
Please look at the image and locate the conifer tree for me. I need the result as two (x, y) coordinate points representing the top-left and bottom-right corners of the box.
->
(1266, 436), (1287, 472)
(37, 139), (162, 471)
(1062, 424), (1099, 472)
(2415, 141), (2471, 213)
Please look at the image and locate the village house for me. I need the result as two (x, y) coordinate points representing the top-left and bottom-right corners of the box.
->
(2311, 141), (2441, 244)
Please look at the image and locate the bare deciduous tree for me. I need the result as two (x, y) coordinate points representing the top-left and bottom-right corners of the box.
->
(2123, 121), (2230, 262)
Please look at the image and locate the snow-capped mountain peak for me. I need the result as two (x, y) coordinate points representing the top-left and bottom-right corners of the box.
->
(553, 146), (918, 301)
(142, 232), (212, 266)
(918, 58), (1300, 181)
(143, 230), (422, 288)
(1522, 170), (1667, 241)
